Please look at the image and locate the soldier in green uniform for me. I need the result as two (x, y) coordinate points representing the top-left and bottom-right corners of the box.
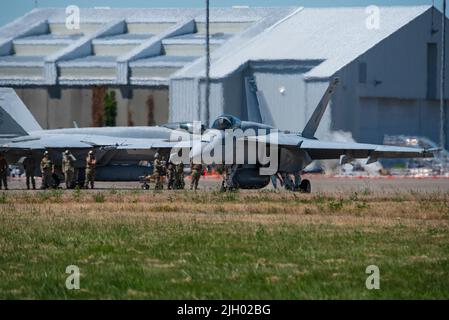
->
(166, 160), (175, 190)
(220, 165), (229, 192)
(152, 153), (164, 190)
(0, 153), (8, 190)
(40, 151), (53, 189)
(23, 157), (36, 190)
(161, 156), (167, 185)
(85, 150), (96, 189)
(175, 161), (185, 189)
(190, 160), (203, 191)
(62, 150), (76, 189)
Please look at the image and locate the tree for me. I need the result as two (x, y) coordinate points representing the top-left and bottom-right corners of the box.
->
(104, 91), (117, 127)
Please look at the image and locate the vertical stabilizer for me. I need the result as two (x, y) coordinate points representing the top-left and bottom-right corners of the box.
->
(255, 91), (275, 126)
(244, 77), (262, 123)
(244, 76), (275, 126)
(302, 78), (339, 139)
(0, 88), (42, 138)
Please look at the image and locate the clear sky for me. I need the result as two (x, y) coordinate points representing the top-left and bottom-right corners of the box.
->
(0, 0), (446, 28)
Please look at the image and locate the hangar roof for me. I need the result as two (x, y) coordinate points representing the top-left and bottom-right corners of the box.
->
(0, 6), (435, 86)
(0, 6), (295, 86)
(176, 5), (432, 80)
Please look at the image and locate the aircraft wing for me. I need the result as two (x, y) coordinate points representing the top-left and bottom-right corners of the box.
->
(299, 139), (434, 160)
(0, 134), (195, 166)
(0, 135), (93, 151)
(1, 134), (193, 151)
(246, 133), (435, 160)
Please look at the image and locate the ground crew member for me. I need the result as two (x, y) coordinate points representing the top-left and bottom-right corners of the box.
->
(0, 153), (8, 190)
(190, 161), (203, 191)
(23, 157), (36, 190)
(166, 161), (175, 190)
(40, 151), (53, 189)
(220, 165), (232, 192)
(175, 161), (185, 189)
(293, 171), (302, 191)
(85, 150), (96, 189)
(161, 156), (167, 184)
(62, 150), (76, 189)
(153, 153), (164, 190)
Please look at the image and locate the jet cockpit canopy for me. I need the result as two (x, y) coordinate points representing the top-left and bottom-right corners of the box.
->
(211, 115), (242, 130)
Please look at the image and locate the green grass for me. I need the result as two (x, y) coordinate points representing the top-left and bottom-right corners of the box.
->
(93, 193), (105, 203)
(0, 191), (448, 299)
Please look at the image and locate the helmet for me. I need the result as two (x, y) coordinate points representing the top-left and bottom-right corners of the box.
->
(89, 150), (94, 155)
(64, 150), (70, 155)
(154, 153), (160, 159)
(44, 151), (49, 156)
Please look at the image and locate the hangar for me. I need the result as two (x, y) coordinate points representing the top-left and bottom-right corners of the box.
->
(0, 6), (448, 149)
(0, 7), (294, 128)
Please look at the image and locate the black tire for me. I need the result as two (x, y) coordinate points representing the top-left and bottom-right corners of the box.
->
(141, 183), (149, 190)
(299, 179), (312, 193)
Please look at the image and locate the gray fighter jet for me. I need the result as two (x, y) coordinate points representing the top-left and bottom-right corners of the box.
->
(194, 78), (436, 192)
(0, 78), (435, 190)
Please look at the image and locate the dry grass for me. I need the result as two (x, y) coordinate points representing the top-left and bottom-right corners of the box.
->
(2, 189), (448, 225)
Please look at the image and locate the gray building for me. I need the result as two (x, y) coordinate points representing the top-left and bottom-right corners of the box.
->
(0, 7), (295, 128)
(0, 6), (448, 148)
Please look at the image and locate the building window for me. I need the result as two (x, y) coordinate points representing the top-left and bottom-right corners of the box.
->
(427, 43), (438, 99)
(359, 62), (367, 84)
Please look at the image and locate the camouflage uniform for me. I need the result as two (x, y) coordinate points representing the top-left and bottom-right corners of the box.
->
(0, 155), (8, 190)
(190, 162), (202, 191)
(167, 162), (175, 190)
(153, 158), (164, 190)
(23, 157), (36, 190)
(175, 161), (185, 189)
(62, 152), (76, 189)
(220, 165), (228, 191)
(40, 155), (53, 189)
(85, 154), (96, 189)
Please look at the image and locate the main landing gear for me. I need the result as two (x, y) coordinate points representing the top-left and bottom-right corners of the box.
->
(298, 179), (311, 193)
(278, 172), (312, 193)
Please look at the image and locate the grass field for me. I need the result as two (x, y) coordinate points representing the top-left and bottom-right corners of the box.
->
(0, 187), (448, 299)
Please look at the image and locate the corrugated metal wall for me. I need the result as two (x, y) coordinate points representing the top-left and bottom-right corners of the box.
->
(169, 78), (199, 122)
(171, 78), (225, 125)
(198, 81), (225, 125)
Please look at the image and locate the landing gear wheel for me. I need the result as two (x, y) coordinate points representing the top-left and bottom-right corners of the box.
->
(299, 179), (311, 193)
(141, 183), (150, 190)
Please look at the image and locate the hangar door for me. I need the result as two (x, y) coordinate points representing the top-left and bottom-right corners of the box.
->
(359, 97), (441, 145)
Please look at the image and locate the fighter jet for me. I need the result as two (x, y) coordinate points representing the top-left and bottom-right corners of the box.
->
(0, 78), (436, 190)
(192, 78), (436, 192)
